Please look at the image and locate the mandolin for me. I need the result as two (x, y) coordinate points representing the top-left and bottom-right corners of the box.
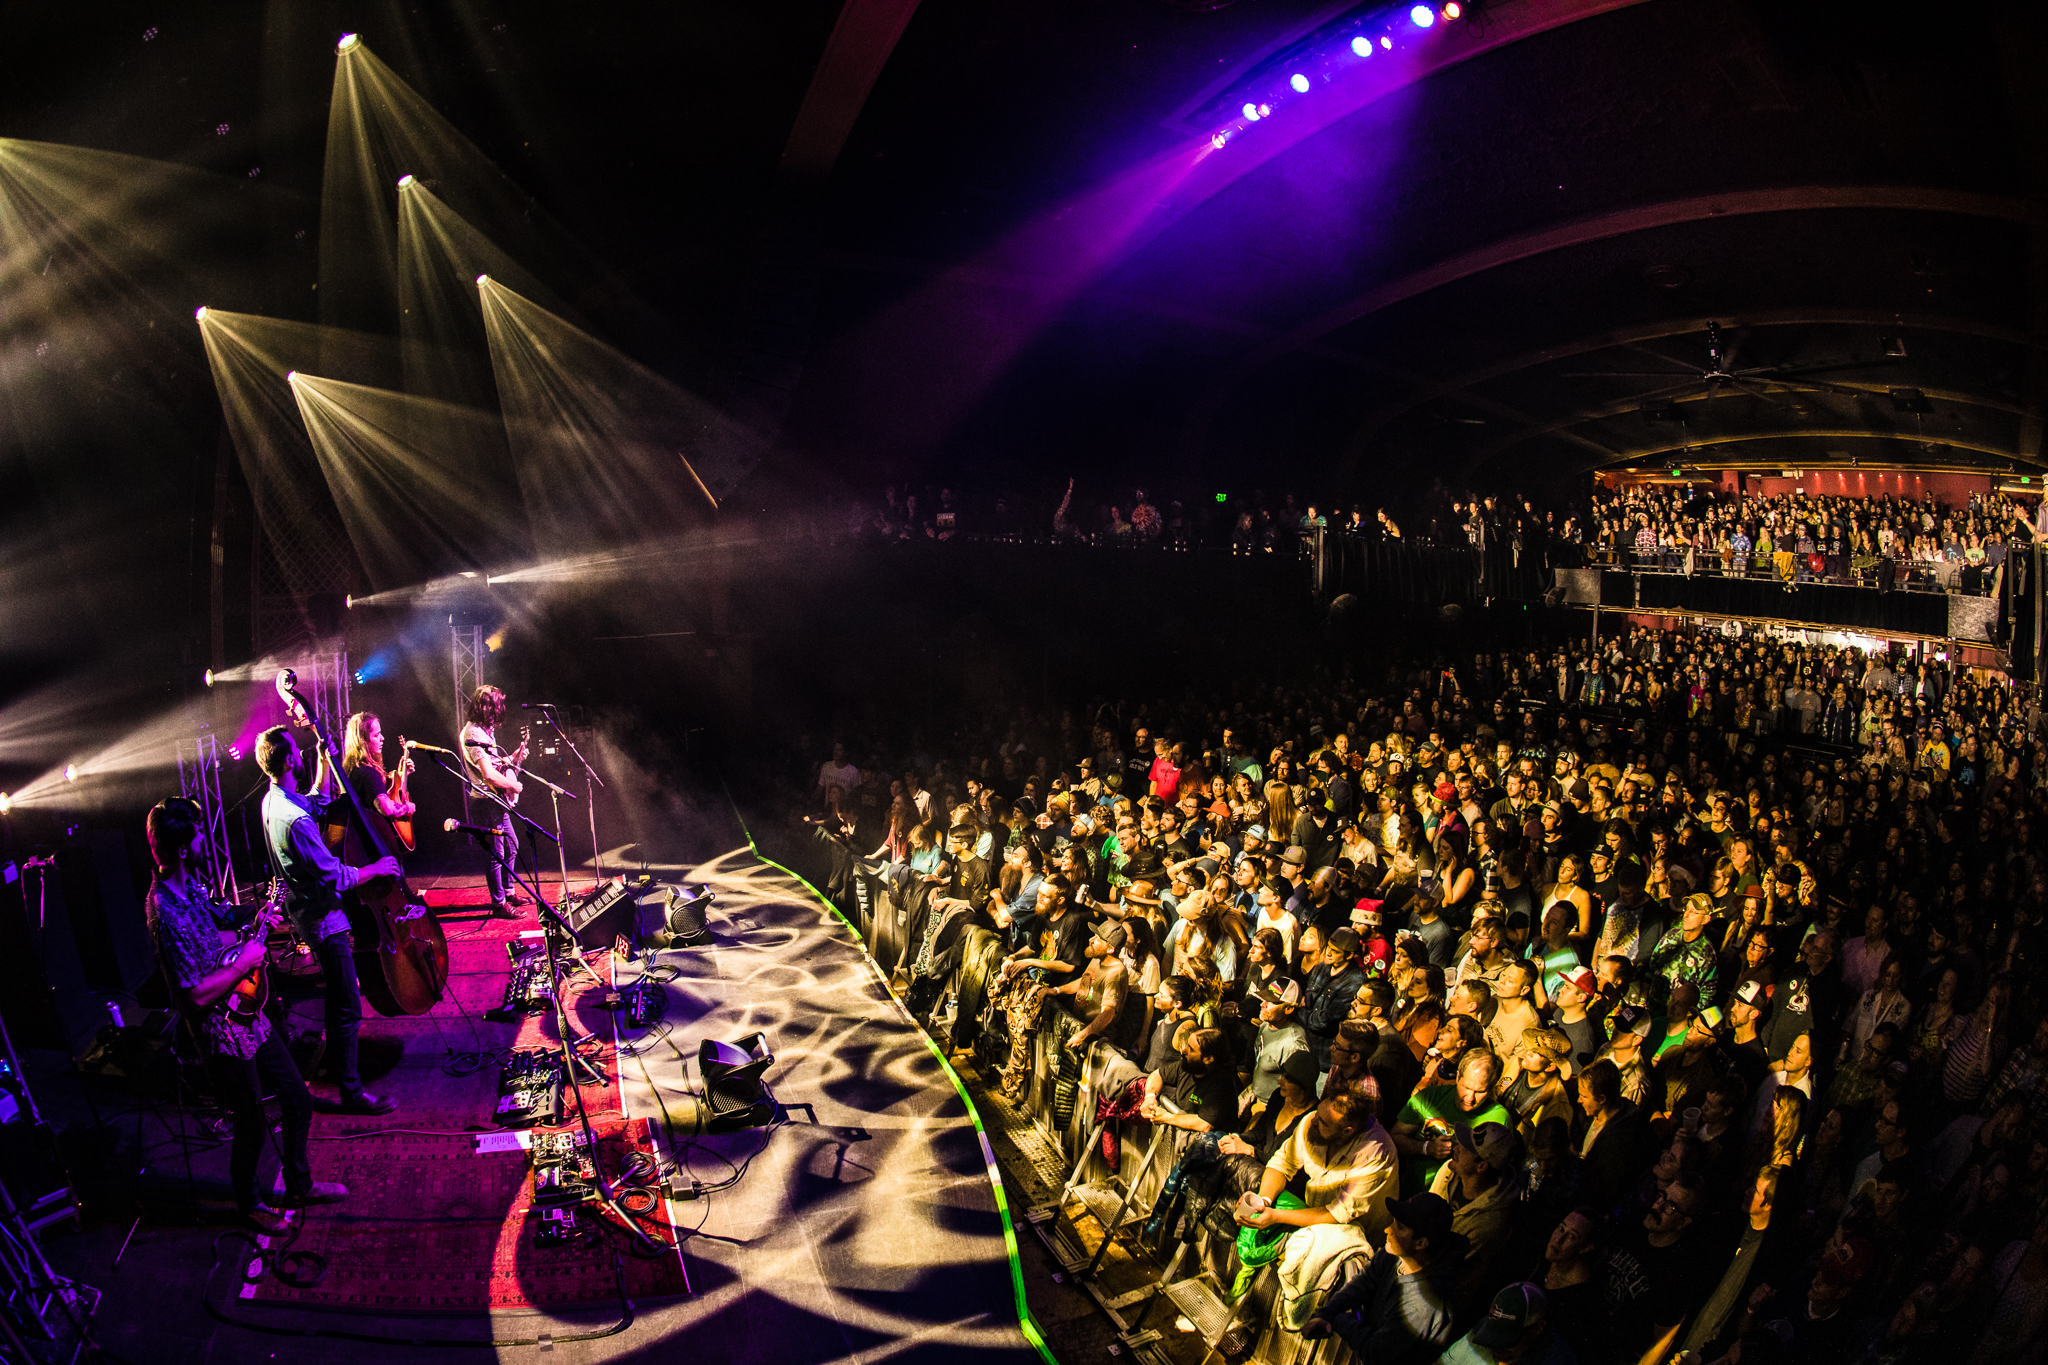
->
(217, 880), (287, 1021)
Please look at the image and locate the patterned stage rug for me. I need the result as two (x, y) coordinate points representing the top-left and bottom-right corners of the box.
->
(258, 890), (689, 1311)
(244, 1118), (690, 1311)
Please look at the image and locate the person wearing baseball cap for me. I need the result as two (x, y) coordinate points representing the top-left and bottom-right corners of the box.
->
(1247, 976), (1309, 1104)
(1549, 966), (1604, 1072)
(1441, 1283), (1572, 1365)
(1047, 919), (1132, 1056)
(1300, 1189), (1463, 1359)
(1428, 1120), (1525, 1301)
(1725, 979), (1771, 1093)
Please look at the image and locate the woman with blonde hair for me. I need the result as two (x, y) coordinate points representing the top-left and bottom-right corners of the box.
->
(1262, 780), (1297, 849)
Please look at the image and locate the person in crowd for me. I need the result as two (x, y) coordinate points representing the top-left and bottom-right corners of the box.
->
(1394, 1048), (1513, 1193)
(1239, 1086), (1399, 1240)
(1441, 1282), (1580, 1365)
(1299, 1191), (1465, 1364)
(1303, 926), (1367, 1071)
(1430, 1119), (1527, 1308)
(793, 595), (2045, 1365)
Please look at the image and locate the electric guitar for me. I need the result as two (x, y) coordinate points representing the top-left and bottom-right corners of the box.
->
(469, 724), (530, 804)
(217, 880), (287, 1021)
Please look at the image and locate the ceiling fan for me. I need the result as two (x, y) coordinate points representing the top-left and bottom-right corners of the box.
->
(1561, 321), (1899, 414)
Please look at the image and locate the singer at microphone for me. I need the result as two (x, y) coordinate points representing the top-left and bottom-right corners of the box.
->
(458, 685), (528, 919)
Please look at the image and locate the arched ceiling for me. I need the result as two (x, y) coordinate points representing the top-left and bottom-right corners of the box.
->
(788, 0), (2048, 500)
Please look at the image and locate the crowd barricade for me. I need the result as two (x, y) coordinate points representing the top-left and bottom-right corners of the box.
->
(819, 844), (1368, 1365)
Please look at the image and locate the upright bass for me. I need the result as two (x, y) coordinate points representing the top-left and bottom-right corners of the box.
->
(276, 671), (449, 1017)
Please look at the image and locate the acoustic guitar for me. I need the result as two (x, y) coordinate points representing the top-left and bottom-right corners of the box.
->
(324, 742), (416, 853)
(217, 880), (287, 1021)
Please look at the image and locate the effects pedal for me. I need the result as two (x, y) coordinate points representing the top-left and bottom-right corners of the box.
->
(535, 1205), (581, 1248)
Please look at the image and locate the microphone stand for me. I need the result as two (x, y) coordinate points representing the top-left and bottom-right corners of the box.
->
(425, 755), (608, 1055)
(435, 773), (655, 1252)
(530, 704), (606, 881)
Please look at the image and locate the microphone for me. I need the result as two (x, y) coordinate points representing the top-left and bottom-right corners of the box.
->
(404, 740), (456, 755)
(443, 818), (497, 838)
(518, 702), (556, 710)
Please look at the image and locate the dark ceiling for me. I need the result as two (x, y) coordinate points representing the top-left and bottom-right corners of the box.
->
(2, 0), (2045, 576)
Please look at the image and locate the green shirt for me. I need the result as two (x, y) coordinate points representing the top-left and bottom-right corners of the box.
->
(1394, 1083), (1514, 1194)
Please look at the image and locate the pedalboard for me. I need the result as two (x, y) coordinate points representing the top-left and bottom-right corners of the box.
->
(494, 1048), (564, 1128)
(530, 1128), (596, 1206)
(487, 941), (555, 1020)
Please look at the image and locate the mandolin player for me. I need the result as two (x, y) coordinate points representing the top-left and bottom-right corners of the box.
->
(257, 724), (400, 1115)
(144, 797), (347, 1227)
(458, 685), (529, 920)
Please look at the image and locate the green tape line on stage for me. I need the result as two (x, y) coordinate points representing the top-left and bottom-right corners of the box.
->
(732, 803), (1061, 1365)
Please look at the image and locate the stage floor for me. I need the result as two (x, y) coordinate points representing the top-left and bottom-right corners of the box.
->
(34, 825), (1042, 1364)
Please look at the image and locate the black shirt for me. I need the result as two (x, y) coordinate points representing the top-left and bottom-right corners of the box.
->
(1156, 1058), (1238, 1135)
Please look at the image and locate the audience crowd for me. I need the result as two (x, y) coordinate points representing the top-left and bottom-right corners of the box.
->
(795, 619), (2048, 1365)
(1589, 484), (2034, 593)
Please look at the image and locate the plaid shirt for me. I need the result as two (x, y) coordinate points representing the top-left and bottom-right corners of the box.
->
(145, 876), (266, 1062)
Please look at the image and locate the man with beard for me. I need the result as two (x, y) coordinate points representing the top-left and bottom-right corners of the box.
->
(1237, 1087), (1398, 1242)
(1140, 1026), (1238, 1136)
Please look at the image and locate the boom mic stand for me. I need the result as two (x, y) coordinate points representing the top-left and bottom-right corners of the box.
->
(508, 759), (580, 913)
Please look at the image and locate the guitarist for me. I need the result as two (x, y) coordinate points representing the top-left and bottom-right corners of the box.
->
(339, 712), (416, 859)
(256, 724), (400, 1115)
(459, 685), (529, 920)
(143, 797), (346, 1227)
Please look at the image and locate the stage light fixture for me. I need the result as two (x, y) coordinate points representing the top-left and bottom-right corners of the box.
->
(1381, 35), (1392, 48)
(203, 668), (215, 687)
(1290, 72), (1311, 92)
(194, 306), (208, 321)
(1212, 133), (1227, 148)
(0, 793), (11, 814)
(397, 174), (415, 189)
(63, 765), (77, 782)
(1411, 4), (1435, 26)
(286, 370), (299, 383)
(337, 32), (360, 53)
(344, 593), (353, 610)
(476, 273), (490, 286)
(1257, 103), (1271, 117)
(698, 1034), (775, 1132)
(1443, 2), (1463, 16)
(1352, 36), (1374, 55)
(1242, 102), (1260, 121)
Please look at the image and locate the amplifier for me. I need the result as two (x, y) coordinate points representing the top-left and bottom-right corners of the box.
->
(561, 878), (641, 950)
